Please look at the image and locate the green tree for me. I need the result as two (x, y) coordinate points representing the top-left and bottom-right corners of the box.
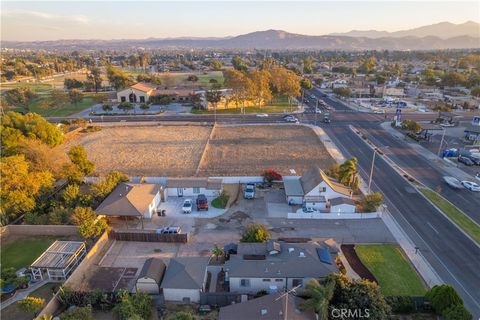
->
(68, 89), (83, 106)
(426, 284), (463, 315)
(470, 87), (480, 97)
(363, 192), (384, 212)
(70, 206), (96, 226)
(63, 184), (80, 207)
(248, 69), (272, 107)
(113, 290), (152, 320)
(3, 87), (36, 111)
(106, 65), (134, 90)
(139, 102), (150, 113)
(232, 55), (248, 72)
(41, 90), (69, 111)
(91, 170), (129, 200)
(138, 52), (151, 72)
(171, 312), (196, 320)
(17, 297), (45, 317)
(187, 75), (199, 82)
(102, 103), (113, 112)
(209, 59), (223, 71)
(0, 155), (54, 224)
(64, 78), (84, 89)
(48, 206), (70, 225)
(211, 244), (224, 261)
(442, 72), (468, 87)
(301, 278), (335, 320)
(206, 89), (222, 111)
(87, 67), (102, 93)
(442, 305), (472, 320)
(223, 69), (249, 109)
(240, 224), (270, 243)
(332, 87), (352, 97)
(68, 145), (94, 176)
(303, 56), (314, 74)
(118, 101), (134, 113)
(71, 206), (108, 240)
(358, 57), (377, 74)
(300, 78), (313, 90)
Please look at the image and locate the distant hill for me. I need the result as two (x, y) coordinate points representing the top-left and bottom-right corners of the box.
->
(330, 21), (480, 39)
(3, 24), (479, 51)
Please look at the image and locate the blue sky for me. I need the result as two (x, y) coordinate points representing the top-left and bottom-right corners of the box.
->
(1, 1), (479, 41)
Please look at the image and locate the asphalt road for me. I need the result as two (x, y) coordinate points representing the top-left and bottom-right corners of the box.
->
(306, 89), (480, 316)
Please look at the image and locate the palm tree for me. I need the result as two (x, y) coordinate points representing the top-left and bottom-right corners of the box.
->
(211, 244), (224, 261)
(301, 278), (335, 320)
(339, 158), (359, 190)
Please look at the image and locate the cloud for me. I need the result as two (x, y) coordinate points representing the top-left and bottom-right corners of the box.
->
(2, 9), (89, 24)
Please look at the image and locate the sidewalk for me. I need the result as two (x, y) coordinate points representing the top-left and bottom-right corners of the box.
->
(0, 280), (49, 310)
(307, 123), (443, 288)
(380, 122), (474, 181)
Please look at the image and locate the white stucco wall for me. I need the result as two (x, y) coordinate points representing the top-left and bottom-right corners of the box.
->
(305, 181), (349, 201)
(166, 187), (220, 197)
(117, 88), (150, 103)
(163, 288), (200, 303)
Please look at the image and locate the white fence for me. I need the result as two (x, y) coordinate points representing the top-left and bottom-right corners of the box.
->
(287, 211), (382, 220)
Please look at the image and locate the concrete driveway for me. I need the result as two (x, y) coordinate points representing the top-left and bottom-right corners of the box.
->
(157, 197), (226, 218)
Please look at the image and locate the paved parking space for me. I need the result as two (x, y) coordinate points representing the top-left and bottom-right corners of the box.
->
(158, 197), (226, 218)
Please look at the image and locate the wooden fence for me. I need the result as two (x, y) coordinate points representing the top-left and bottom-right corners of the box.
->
(109, 230), (188, 243)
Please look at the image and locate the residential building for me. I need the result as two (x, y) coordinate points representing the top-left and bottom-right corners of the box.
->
(135, 258), (166, 295)
(165, 177), (222, 198)
(96, 183), (161, 220)
(329, 197), (356, 214)
(116, 83), (195, 104)
(218, 293), (316, 320)
(161, 257), (210, 303)
(225, 240), (338, 294)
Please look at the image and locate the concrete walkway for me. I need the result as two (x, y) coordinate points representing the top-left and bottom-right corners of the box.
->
(0, 280), (49, 310)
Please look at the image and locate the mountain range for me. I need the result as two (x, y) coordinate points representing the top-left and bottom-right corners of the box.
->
(3, 21), (479, 51)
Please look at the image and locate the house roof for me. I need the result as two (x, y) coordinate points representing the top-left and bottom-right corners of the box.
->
(300, 167), (352, 197)
(137, 258), (166, 284)
(238, 243), (267, 256)
(130, 82), (157, 93)
(219, 293), (316, 320)
(329, 197), (356, 207)
(96, 183), (160, 217)
(153, 89), (195, 96)
(161, 257), (209, 290)
(166, 178), (222, 190)
(283, 178), (304, 197)
(225, 241), (338, 279)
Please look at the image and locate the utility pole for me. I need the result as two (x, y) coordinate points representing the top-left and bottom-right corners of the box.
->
(368, 149), (376, 193)
(437, 128), (446, 157)
(315, 99), (318, 126)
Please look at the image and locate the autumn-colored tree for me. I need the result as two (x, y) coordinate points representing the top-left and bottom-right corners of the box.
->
(68, 145), (94, 176)
(240, 224), (270, 243)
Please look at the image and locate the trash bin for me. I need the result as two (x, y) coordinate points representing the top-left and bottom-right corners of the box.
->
(161, 209), (166, 216)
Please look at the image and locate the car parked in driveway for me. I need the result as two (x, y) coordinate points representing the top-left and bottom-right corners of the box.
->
(244, 183), (255, 199)
(182, 199), (193, 213)
(156, 227), (181, 234)
(461, 181), (480, 192)
(443, 176), (463, 189)
(196, 194), (209, 211)
(458, 156), (474, 166)
(302, 206), (317, 213)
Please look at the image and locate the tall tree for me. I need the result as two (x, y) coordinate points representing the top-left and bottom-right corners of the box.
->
(248, 69), (272, 107)
(106, 65), (134, 90)
(232, 55), (248, 72)
(301, 278), (335, 320)
(87, 67), (102, 93)
(68, 89), (83, 106)
(68, 145), (94, 176)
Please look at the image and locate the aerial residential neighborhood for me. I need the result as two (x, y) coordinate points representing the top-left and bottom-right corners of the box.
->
(1, 1), (480, 320)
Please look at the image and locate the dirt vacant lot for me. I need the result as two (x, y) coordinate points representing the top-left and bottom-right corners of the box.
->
(66, 125), (212, 176)
(67, 124), (334, 177)
(197, 124), (334, 176)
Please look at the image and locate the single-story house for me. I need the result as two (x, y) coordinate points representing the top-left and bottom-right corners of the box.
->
(96, 183), (161, 220)
(285, 167), (353, 211)
(225, 240), (338, 294)
(219, 293), (316, 320)
(161, 257), (210, 303)
(165, 177), (222, 198)
(329, 197), (356, 213)
(116, 82), (195, 104)
(135, 258), (166, 295)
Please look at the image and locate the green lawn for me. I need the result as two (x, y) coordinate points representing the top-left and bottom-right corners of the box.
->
(1, 237), (57, 271)
(355, 244), (427, 296)
(420, 188), (480, 244)
(192, 96), (296, 114)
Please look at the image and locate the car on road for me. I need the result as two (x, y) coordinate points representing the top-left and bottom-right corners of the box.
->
(284, 116), (299, 124)
(256, 113), (269, 117)
(440, 121), (455, 127)
(461, 181), (480, 192)
(373, 109), (385, 114)
(156, 227), (181, 234)
(458, 155), (475, 166)
(244, 183), (255, 199)
(182, 199), (193, 214)
(196, 194), (209, 211)
(443, 176), (463, 189)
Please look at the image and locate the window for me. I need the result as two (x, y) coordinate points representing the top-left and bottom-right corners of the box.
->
(140, 96), (145, 103)
(240, 279), (250, 287)
(321, 187), (326, 192)
(275, 279), (283, 282)
(262, 279), (271, 282)
(292, 279), (302, 287)
(121, 96), (126, 102)
(193, 187), (200, 194)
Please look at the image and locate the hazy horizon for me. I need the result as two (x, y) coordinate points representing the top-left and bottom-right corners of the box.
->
(1, 1), (479, 42)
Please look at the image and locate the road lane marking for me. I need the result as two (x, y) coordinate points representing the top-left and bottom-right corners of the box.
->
(427, 222), (440, 235)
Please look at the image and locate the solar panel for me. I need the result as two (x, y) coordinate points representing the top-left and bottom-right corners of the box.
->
(316, 247), (332, 265)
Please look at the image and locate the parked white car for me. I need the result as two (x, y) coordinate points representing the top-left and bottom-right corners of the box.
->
(256, 113), (269, 118)
(182, 199), (193, 213)
(461, 181), (480, 192)
(443, 176), (463, 189)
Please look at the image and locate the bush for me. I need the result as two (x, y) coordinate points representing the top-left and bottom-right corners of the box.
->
(426, 284), (463, 315)
(362, 192), (384, 212)
(240, 224), (270, 243)
(401, 119), (421, 133)
(443, 304), (473, 320)
(385, 296), (415, 314)
(212, 191), (229, 209)
(60, 306), (94, 320)
(17, 297), (45, 315)
(113, 290), (152, 320)
(254, 290), (268, 298)
(262, 169), (282, 184)
(170, 312), (196, 320)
